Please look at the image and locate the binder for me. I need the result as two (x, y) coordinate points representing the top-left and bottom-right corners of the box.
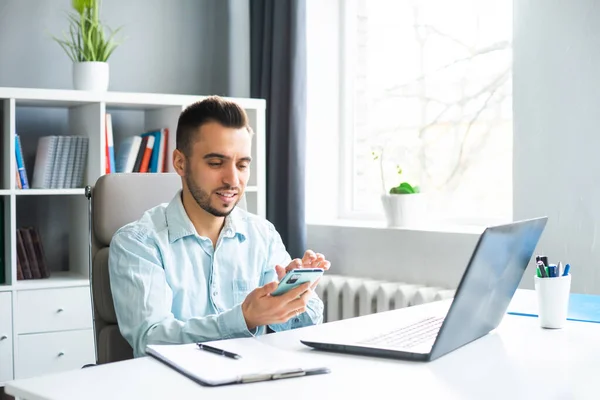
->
(145, 338), (330, 386)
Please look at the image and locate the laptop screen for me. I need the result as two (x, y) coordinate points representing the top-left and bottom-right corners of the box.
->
(430, 217), (547, 361)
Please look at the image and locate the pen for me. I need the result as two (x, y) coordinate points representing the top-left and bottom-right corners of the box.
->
(537, 261), (548, 278)
(563, 263), (571, 276)
(548, 265), (557, 278)
(197, 343), (242, 360)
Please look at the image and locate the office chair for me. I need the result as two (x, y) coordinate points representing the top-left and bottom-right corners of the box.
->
(85, 172), (249, 364)
(86, 173), (182, 364)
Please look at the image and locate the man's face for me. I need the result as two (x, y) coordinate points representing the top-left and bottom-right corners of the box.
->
(179, 121), (252, 217)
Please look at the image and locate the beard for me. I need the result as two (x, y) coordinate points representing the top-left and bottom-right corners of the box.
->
(184, 166), (239, 217)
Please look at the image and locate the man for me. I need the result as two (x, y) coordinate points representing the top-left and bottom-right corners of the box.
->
(109, 96), (330, 358)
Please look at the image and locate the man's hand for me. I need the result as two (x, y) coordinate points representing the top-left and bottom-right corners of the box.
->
(275, 250), (331, 290)
(241, 281), (312, 331)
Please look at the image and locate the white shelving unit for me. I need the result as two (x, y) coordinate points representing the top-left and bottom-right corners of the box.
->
(0, 87), (266, 384)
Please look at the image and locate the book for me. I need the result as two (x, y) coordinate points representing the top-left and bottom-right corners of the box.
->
(16, 229), (32, 279)
(114, 128), (169, 174)
(32, 136), (59, 189)
(139, 135), (155, 173)
(15, 134), (29, 189)
(56, 137), (72, 188)
(64, 137), (78, 188)
(14, 160), (21, 189)
(16, 255), (24, 280)
(49, 136), (65, 188)
(115, 136), (142, 173)
(158, 128), (168, 172)
(140, 130), (161, 173)
(67, 137), (81, 188)
(28, 227), (49, 278)
(73, 137), (89, 187)
(20, 228), (41, 279)
(14, 227), (50, 280)
(145, 339), (330, 387)
(132, 136), (149, 172)
(507, 290), (600, 324)
(105, 113), (115, 173)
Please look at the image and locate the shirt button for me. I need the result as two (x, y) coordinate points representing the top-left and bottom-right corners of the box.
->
(213, 291), (218, 296)
(294, 318), (300, 323)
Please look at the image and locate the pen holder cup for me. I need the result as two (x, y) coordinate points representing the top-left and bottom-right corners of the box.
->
(534, 274), (571, 329)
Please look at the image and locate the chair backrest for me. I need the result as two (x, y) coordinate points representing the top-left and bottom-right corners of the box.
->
(90, 172), (248, 363)
(90, 173), (182, 363)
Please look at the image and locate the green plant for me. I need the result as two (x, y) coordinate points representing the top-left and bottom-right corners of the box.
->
(389, 165), (420, 194)
(372, 150), (420, 195)
(52, 0), (123, 62)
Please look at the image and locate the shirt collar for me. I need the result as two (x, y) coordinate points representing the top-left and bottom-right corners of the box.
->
(166, 190), (247, 243)
(222, 207), (248, 242)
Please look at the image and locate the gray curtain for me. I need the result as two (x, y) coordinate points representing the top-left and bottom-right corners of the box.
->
(250, 0), (307, 259)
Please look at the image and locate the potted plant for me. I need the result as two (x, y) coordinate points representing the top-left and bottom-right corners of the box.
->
(373, 150), (425, 227)
(52, 0), (123, 91)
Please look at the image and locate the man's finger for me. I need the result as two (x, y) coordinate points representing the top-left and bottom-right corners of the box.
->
(275, 265), (286, 280)
(284, 306), (307, 322)
(281, 282), (311, 302)
(261, 281), (278, 296)
(309, 253), (324, 268)
(319, 260), (331, 271)
(303, 250), (317, 264)
(287, 289), (312, 310)
(285, 258), (302, 272)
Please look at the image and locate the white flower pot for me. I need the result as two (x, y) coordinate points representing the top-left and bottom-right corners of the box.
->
(381, 193), (425, 228)
(73, 61), (109, 91)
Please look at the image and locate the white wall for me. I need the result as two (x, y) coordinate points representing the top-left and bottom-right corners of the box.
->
(307, 223), (479, 289)
(0, 0), (235, 95)
(513, 0), (600, 294)
(307, 0), (600, 295)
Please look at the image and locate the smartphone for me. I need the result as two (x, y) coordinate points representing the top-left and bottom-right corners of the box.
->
(270, 268), (324, 296)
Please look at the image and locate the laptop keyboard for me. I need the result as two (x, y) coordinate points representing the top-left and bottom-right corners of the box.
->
(358, 316), (444, 350)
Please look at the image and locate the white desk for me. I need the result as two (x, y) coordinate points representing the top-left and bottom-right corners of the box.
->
(5, 293), (600, 400)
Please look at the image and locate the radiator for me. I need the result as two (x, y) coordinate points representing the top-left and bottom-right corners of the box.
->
(314, 274), (455, 323)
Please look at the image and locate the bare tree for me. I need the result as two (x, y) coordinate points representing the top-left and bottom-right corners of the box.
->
(371, 2), (511, 192)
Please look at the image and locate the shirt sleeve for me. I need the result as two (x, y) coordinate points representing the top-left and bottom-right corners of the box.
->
(108, 228), (256, 358)
(261, 223), (324, 332)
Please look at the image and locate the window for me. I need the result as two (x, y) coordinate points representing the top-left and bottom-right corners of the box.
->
(323, 0), (513, 224)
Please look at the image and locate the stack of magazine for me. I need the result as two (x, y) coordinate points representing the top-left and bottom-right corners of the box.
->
(15, 226), (49, 280)
(31, 135), (89, 189)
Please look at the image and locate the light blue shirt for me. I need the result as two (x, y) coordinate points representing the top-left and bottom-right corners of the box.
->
(109, 191), (324, 357)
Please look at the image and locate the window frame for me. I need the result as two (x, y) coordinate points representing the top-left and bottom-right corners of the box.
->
(334, 0), (513, 226)
(337, 0), (385, 221)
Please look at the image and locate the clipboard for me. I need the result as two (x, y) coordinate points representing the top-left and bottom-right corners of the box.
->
(145, 339), (331, 387)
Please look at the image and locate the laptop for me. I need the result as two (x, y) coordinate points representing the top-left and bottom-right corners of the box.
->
(300, 217), (548, 362)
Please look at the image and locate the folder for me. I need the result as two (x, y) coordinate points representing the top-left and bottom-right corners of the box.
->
(507, 291), (600, 324)
(145, 338), (330, 386)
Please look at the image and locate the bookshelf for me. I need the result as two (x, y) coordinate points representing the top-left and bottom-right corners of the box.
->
(0, 87), (266, 384)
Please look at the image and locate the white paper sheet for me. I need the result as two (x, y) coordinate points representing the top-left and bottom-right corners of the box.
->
(146, 338), (327, 386)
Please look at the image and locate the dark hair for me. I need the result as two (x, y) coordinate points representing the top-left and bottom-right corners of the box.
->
(176, 95), (251, 157)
